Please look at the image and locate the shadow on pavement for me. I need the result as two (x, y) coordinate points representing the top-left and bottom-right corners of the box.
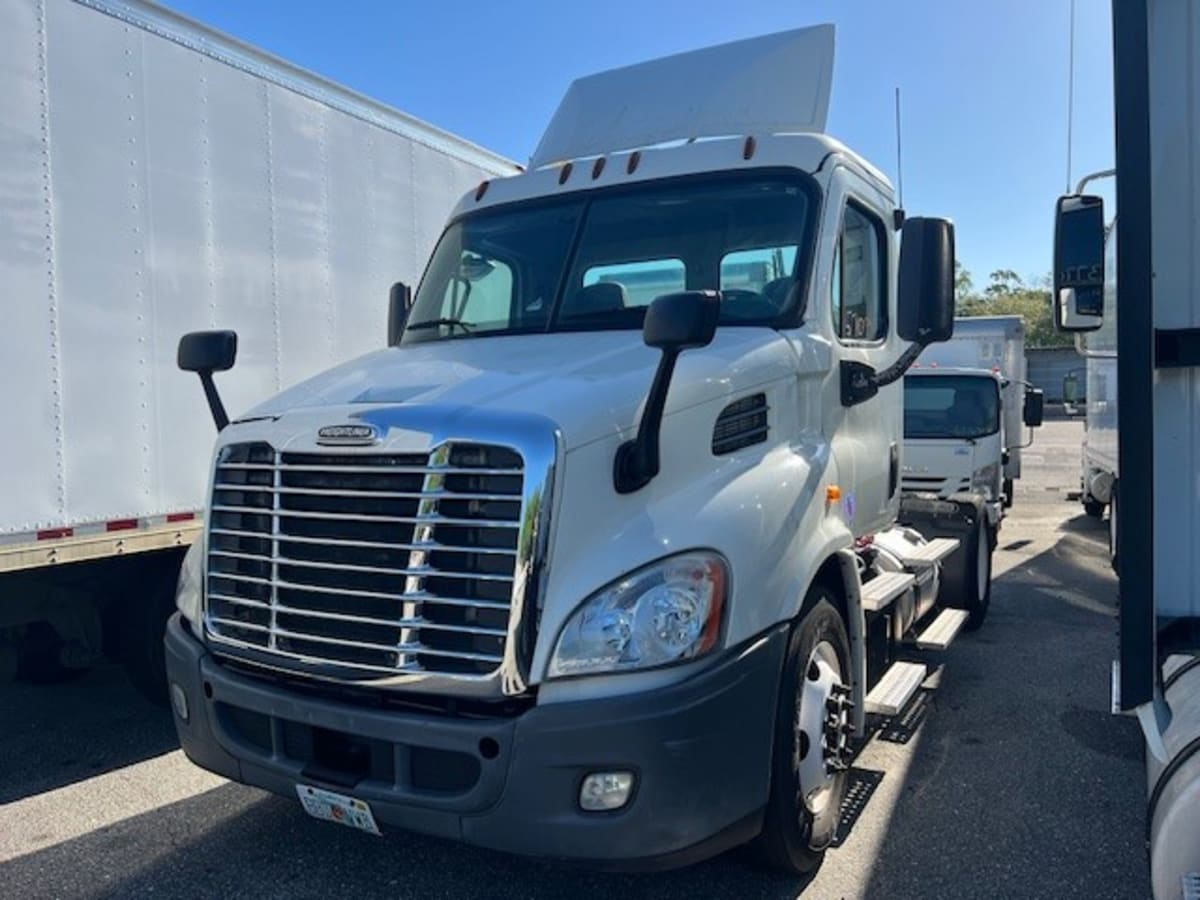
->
(0, 664), (177, 805)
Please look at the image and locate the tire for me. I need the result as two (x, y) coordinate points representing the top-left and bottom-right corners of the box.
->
(1083, 496), (1105, 518)
(1108, 481), (1119, 574)
(754, 591), (852, 875)
(14, 622), (90, 685)
(120, 557), (182, 705)
(952, 514), (992, 632)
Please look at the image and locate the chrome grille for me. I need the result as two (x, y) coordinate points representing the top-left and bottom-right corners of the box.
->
(900, 474), (971, 497)
(204, 441), (525, 681)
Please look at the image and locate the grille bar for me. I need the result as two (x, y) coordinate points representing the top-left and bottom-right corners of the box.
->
(205, 442), (525, 682)
(212, 505), (521, 529)
(210, 527), (518, 556)
(209, 593), (506, 636)
(210, 549), (515, 581)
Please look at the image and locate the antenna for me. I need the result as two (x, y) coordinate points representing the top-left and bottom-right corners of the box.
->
(893, 87), (905, 229)
(1066, 0), (1076, 192)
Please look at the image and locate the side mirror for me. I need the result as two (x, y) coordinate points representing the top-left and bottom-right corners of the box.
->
(1023, 387), (1045, 428)
(178, 330), (237, 373)
(388, 281), (413, 346)
(614, 291), (720, 493)
(643, 289), (721, 350)
(177, 330), (238, 431)
(1053, 194), (1105, 332)
(897, 217), (955, 345)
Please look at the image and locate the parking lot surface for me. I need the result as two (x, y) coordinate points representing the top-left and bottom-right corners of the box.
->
(0, 418), (1148, 899)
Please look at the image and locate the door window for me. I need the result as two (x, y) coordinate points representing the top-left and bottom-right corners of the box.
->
(831, 202), (887, 341)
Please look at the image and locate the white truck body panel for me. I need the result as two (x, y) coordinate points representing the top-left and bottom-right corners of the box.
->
(1147, 3), (1200, 620)
(915, 315), (1027, 480)
(1080, 225), (1119, 504)
(0, 0), (515, 540)
(529, 25), (834, 168)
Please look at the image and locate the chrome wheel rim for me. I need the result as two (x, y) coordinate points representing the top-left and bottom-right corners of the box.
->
(795, 639), (848, 816)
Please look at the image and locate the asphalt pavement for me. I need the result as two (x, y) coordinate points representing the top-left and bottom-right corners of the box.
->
(0, 417), (1149, 899)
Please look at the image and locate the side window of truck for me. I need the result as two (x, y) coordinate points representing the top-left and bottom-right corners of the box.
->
(831, 201), (887, 342)
(441, 252), (515, 326)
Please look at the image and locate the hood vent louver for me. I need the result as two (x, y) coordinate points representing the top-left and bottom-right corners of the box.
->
(712, 393), (769, 455)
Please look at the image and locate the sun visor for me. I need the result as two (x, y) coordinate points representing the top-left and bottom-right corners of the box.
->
(529, 25), (835, 169)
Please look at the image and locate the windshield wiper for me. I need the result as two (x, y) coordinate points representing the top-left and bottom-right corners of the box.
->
(405, 317), (476, 332)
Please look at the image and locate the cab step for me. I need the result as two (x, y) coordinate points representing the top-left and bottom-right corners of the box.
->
(888, 536), (959, 567)
(914, 608), (970, 650)
(864, 661), (927, 716)
(860, 571), (916, 612)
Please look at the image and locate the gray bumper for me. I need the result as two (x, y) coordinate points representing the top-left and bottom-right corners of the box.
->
(165, 614), (787, 868)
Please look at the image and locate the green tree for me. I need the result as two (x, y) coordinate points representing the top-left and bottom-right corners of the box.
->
(955, 266), (1068, 348)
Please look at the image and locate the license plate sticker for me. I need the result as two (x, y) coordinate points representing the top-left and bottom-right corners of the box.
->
(296, 784), (381, 835)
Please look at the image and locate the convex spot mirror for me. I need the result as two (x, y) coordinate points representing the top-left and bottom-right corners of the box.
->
(897, 217), (955, 345)
(1053, 194), (1105, 332)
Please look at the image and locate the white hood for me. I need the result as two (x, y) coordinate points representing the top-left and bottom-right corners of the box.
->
(240, 329), (798, 450)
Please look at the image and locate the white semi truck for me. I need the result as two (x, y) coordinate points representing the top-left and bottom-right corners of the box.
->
(166, 27), (990, 872)
(1053, 2), (1200, 896)
(0, 0), (515, 698)
(900, 316), (1043, 629)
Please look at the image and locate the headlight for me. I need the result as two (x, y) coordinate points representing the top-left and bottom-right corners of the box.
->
(548, 552), (728, 678)
(972, 462), (1000, 498)
(176, 539), (204, 626)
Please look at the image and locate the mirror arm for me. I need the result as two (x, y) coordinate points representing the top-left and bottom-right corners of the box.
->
(840, 341), (927, 407)
(614, 349), (680, 494)
(198, 370), (230, 431)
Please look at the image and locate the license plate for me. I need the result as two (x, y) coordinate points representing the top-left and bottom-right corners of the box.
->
(296, 784), (381, 835)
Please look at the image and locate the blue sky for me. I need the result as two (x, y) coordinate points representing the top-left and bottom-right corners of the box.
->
(166, 0), (1114, 288)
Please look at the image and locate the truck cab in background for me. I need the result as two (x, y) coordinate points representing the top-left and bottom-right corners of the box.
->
(167, 27), (988, 874)
(898, 316), (1043, 631)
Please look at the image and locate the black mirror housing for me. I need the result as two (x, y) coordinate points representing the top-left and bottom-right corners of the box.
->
(643, 290), (720, 350)
(388, 281), (413, 346)
(1023, 387), (1045, 428)
(177, 330), (237, 373)
(897, 217), (955, 345)
(178, 330), (238, 432)
(1053, 194), (1105, 332)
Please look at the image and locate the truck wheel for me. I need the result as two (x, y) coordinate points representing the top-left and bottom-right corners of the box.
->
(1108, 481), (1119, 574)
(954, 516), (993, 632)
(1083, 496), (1105, 518)
(754, 591), (852, 875)
(15, 623), (89, 684)
(119, 557), (181, 705)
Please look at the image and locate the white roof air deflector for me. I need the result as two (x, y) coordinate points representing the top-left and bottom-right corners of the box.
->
(530, 25), (835, 169)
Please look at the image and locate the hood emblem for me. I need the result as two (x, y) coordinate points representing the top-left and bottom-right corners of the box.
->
(316, 423), (380, 446)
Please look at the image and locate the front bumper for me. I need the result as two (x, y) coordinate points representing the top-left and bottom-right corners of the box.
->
(165, 614), (787, 869)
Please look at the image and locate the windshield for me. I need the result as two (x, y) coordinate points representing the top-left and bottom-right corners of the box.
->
(904, 374), (1001, 440)
(401, 172), (814, 343)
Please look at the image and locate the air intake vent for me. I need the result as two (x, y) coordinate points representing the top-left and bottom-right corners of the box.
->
(712, 393), (769, 455)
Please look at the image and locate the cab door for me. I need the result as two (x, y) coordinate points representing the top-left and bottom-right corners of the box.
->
(819, 166), (902, 535)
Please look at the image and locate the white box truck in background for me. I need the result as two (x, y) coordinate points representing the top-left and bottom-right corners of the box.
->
(0, 0), (515, 698)
(906, 315), (1040, 509)
(898, 316), (1043, 633)
(1053, 2), (1200, 895)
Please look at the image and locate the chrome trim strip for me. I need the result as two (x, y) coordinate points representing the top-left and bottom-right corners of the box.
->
(211, 527), (518, 556)
(210, 549), (515, 582)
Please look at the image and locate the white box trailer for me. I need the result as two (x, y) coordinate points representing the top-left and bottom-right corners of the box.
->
(0, 0), (515, 695)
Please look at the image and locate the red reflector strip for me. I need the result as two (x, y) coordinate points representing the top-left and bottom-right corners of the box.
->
(106, 519), (139, 532)
(167, 513), (195, 523)
(37, 527), (74, 540)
